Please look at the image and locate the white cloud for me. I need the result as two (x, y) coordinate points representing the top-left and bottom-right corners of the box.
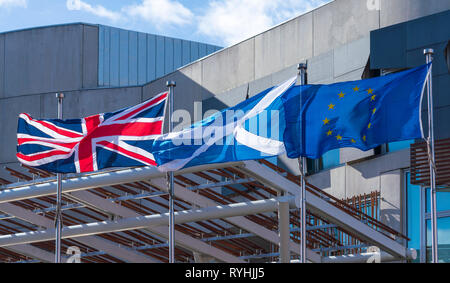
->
(123, 0), (194, 28)
(66, 0), (122, 22)
(0, 0), (26, 8)
(197, 0), (330, 46)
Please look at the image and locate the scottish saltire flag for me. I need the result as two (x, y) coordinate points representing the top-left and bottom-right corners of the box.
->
(282, 63), (431, 159)
(16, 92), (168, 173)
(151, 78), (296, 172)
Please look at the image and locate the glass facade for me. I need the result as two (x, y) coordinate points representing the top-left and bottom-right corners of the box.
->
(98, 25), (222, 88)
(406, 171), (450, 262)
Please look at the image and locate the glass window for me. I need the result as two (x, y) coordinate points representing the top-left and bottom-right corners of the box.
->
(406, 172), (422, 262)
(321, 149), (340, 170)
(388, 139), (415, 153)
(426, 217), (450, 263)
(425, 189), (450, 213)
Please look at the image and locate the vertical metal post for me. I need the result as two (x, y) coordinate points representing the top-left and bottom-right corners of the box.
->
(166, 81), (176, 263)
(55, 93), (64, 263)
(278, 200), (290, 263)
(424, 49), (438, 263)
(420, 186), (426, 263)
(297, 63), (307, 263)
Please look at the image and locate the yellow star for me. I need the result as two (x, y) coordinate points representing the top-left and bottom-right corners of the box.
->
(363, 135), (367, 142)
(336, 135), (343, 141)
(323, 118), (330, 125)
(372, 108), (377, 115)
(338, 92), (345, 99)
(351, 139), (356, 143)
(328, 103), (335, 110)
(368, 123), (372, 129)
(367, 88), (374, 94)
(371, 95), (376, 101)
(353, 86), (360, 92)
(327, 130), (333, 136)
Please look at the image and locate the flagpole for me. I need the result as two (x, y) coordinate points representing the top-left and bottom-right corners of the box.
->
(424, 48), (438, 263)
(297, 63), (307, 263)
(55, 92), (64, 263)
(166, 81), (176, 263)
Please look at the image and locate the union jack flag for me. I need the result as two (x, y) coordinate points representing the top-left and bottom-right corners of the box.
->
(16, 92), (168, 173)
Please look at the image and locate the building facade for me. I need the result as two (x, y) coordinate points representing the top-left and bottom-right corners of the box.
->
(0, 0), (449, 263)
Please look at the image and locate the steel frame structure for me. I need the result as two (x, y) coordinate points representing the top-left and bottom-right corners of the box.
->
(0, 159), (414, 263)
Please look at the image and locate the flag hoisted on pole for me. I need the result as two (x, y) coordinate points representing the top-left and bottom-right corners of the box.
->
(55, 92), (64, 263)
(166, 80), (176, 263)
(424, 48), (438, 263)
(297, 62), (307, 264)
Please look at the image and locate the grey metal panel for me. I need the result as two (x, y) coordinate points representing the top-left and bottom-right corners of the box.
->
(370, 23), (407, 69)
(202, 38), (254, 95)
(307, 50), (334, 84)
(313, 0), (379, 57)
(406, 42), (449, 77)
(147, 34), (156, 82)
(199, 43), (207, 58)
(434, 74), (450, 109)
(190, 41), (199, 61)
(109, 27), (120, 86)
(436, 106), (450, 140)
(0, 34), (4, 98)
(98, 26), (104, 87)
(0, 95), (41, 163)
(4, 24), (83, 97)
(333, 36), (369, 78)
(137, 32), (147, 85)
(182, 40), (191, 66)
(156, 36), (165, 78)
(174, 39), (182, 70)
(405, 10), (450, 51)
(119, 29), (129, 86)
(128, 31), (138, 86)
(165, 37), (174, 74)
(103, 26), (110, 86)
(82, 25), (98, 89)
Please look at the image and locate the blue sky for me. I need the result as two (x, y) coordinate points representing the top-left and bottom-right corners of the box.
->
(0, 0), (331, 47)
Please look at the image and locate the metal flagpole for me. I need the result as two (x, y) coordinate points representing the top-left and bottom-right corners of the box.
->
(297, 63), (307, 263)
(166, 81), (176, 263)
(55, 92), (64, 263)
(424, 49), (438, 263)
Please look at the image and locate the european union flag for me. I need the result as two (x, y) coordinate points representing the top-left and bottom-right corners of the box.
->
(282, 63), (431, 159)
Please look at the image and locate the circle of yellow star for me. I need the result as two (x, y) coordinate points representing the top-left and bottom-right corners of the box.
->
(328, 103), (335, 110)
(336, 135), (343, 141)
(351, 139), (356, 143)
(371, 95), (376, 101)
(327, 130), (333, 136)
(368, 123), (372, 129)
(323, 118), (330, 125)
(372, 108), (377, 115)
(353, 86), (360, 92)
(367, 88), (374, 94)
(338, 92), (345, 99)
(363, 135), (367, 142)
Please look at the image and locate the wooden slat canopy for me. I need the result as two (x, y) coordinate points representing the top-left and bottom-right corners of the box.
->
(410, 138), (450, 187)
